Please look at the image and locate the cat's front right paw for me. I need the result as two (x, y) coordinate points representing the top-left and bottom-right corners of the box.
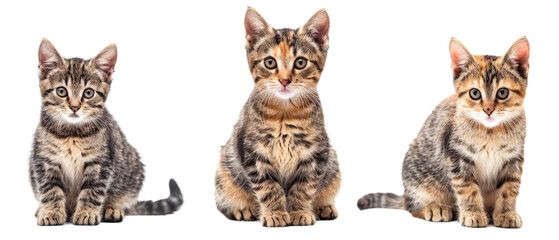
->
(260, 211), (291, 227)
(459, 211), (488, 228)
(37, 208), (66, 226)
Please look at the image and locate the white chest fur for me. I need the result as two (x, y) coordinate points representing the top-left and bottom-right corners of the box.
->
(260, 121), (317, 187)
(464, 137), (521, 193)
(48, 136), (102, 200)
(54, 138), (87, 190)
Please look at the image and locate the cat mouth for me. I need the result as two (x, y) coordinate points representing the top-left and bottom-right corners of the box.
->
(279, 88), (291, 94)
(478, 115), (502, 128)
(274, 86), (298, 100)
(62, 112), (86, 124)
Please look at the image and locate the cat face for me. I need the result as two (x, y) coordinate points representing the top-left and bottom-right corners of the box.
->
(38, 39), (117, 125)
(450, 37), (529, 128)
(244, 8), (329, 101)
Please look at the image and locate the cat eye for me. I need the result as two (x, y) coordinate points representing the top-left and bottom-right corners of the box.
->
(469, 88), (481, 100)
(56, 87), (67, 97)
(264, 57), (277, 69)
(83, 88), (95, 99)
(294, 57), (307, 69)
(496, 88), (509, 99)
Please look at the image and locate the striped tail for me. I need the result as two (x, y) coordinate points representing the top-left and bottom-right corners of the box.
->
(128, 179), (184, 215)
(357, 192), (405, 210)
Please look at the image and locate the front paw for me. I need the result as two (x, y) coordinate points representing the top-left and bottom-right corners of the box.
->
(72, 209), (101, 225)
(260, 211), (291, 227)
(291, 210), (316, 226)
(494, 211), (522, 228)
(459, 211), (488, 228)
(37, 208), (66, 226)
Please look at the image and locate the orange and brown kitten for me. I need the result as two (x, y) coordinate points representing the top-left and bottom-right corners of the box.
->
(215, 8), (341, 227)
(358, 37), (529, 228)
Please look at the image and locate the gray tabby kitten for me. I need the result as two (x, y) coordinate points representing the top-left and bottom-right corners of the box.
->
(358, 37), (529, 228)
(30, 39), (183, 226)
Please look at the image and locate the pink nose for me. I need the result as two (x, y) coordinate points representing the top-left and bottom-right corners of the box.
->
(484, 108), (494, 116)
(70, 105), (80, 112)
(280, 79), (291, 87)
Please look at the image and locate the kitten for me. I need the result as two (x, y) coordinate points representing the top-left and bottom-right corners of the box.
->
(214, 8), (341, 227)
(357, 37), (529, 228)
(30, 39), (184, 225)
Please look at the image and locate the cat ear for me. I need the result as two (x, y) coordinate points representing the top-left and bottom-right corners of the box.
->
(245, 7), (274, 48)
(92, 44), (117, 77)
(300, 9), (329, 49)
(501, 37), (530, 78)
(449, 37), (475, 78)
(38, 39), (64, 79)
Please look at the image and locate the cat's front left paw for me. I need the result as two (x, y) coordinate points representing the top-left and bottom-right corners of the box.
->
(72, 209), (101, 225)
(494, 211), (522, 228)
(290, 210), (316, 226)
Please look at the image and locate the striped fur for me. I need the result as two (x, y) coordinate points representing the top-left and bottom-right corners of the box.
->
(30, 39), (183, 226)
(215, 8), (340, 227)
(358, 37), (529, 228)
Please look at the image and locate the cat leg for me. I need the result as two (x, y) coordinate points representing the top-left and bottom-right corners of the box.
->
(215, 162), (259, 221)
(71, 158), (111, 225)
(33, 157), (67, 226)
(493, 156), (523, 228)
(448, 157), (488, 227)
(287, 154), (336, 226)
(312, 170), (340, 220)
(244, 155), (290, 227)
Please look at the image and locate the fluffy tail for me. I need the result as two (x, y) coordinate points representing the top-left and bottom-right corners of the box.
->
(128, 179), (184, 215)
(357, 192), (405, 210)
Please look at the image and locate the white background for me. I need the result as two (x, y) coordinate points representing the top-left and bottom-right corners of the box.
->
(0, 0), (557, 239)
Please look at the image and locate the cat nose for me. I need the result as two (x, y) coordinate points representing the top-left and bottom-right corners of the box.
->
(483, 108), (494, 116)
(70, 105), (81, 113)
(280, 79), (291, 87)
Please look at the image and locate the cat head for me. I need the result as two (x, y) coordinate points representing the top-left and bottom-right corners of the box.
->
(245, 7), (329, 101)
(450, 37), (529, 128)
(38, 39), (117, 125)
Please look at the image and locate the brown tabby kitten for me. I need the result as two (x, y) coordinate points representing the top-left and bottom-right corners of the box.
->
(215, 8), (341, 227)
(30, 39), (183, 226)
(357, 37), (529, 228)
